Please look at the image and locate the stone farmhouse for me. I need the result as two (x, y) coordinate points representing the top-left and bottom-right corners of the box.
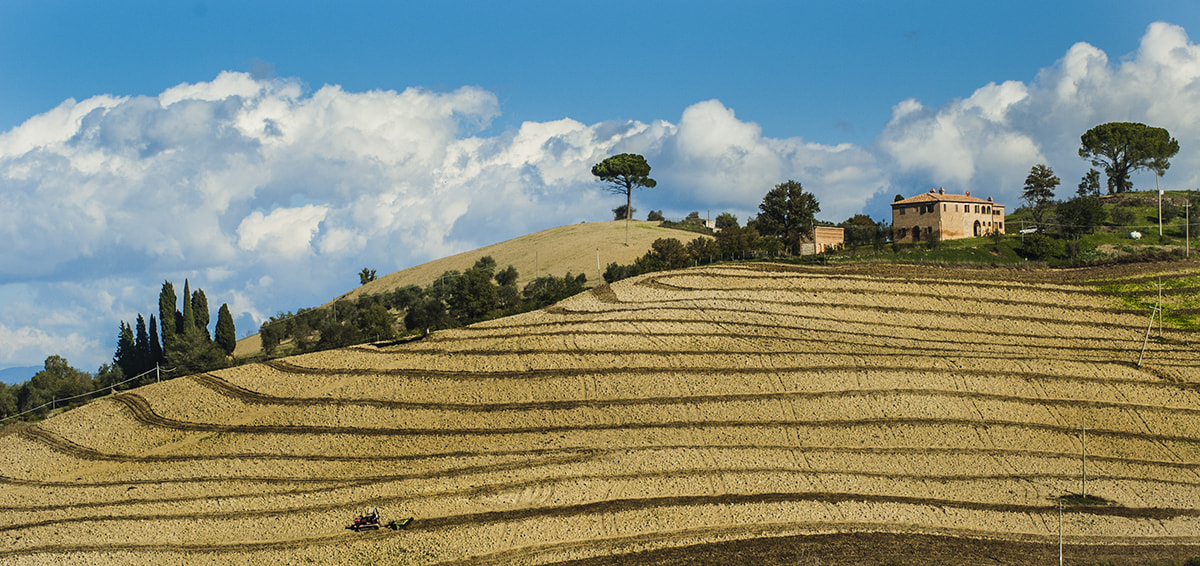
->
(891, 188), (1005, 243)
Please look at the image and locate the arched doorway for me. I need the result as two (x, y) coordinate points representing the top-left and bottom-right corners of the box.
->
(973, 220), (981, 237)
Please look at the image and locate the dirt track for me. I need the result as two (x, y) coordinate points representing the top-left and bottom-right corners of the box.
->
(2, 261), (1199, 565)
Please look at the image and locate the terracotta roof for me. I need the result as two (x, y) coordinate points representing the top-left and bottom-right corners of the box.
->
(891, 190), (1004, 207)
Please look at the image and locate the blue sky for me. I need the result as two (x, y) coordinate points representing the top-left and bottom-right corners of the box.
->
(2, 1), (1199, 379)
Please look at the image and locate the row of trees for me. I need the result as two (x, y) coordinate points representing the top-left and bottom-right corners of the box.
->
(110, 280), (235, 386)
(0, 355), (101, 420)
(2, 281), (239, 422)
(260, 257), (588, 356)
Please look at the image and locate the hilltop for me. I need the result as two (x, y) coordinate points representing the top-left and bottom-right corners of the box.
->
(338, 220), (708, 302)
(234, 220), (711, 357)
(3, 259), (1199, 565)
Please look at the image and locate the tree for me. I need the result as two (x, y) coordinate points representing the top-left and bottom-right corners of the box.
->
(715, 212), (738, 230)
(359, 268), (377, 285)
(134, 315), (151, 376)
(1079, 122), (1179, 194)
(356, 303), (395, 343)
(158, 281), (177, 350)
(756, 180), (820, 254)
(215, 304), (236, 356)
(472, 256), (497, 276)
(839, 214), (882, 248)
(686, 237), (719, 265)
(647, 210), (665, 221)
(715, 225), (760, 259)
(1022, 164), (1060, 226)
(1077, 169), (1101, 198)
(612, 204), (636, 221)
(1056, 196), (1107, 238)
(148, 314), (163, 366)
(181, 279), (195, 338)
(636, 238), (690, 271)
(191, 288), (210, 340)
(114, 321), (137, 378)
(448, 267), (499, 321)
(494, 265), (519, 287)
(592, 153), (656, 221)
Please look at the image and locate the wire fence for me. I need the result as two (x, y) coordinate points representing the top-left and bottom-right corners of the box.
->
(1, 365), (166, 423)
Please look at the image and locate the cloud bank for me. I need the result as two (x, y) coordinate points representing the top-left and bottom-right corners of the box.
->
(2, 22), (1199, 370)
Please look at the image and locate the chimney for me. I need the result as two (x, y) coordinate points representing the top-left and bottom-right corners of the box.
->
(987, 196), (993, 202)
(929, 188), (936, 193)
(938, 187), (945, 195)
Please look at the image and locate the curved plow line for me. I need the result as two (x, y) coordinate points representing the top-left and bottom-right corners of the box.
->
(344, 347), (1187, 372)
(557, 291), (1143, 330)
(409, 330), (1159, 361)
(439, 325), (1144, 358)
(501, 302), (1149, 339)
(12, 462), (1193, 516)
(8, 443), (1199, 493)
(17, 426), (600, 466)
(262, 358), (1191, 391)
(639, 271), (1115, 301)
(261, 359), (1174, 391)
(188, 372), (1200, 419)
(640, 275), (1109, 304)
(0, 533), (350, 559)
(659, 265), (1109, 291)
(7, 432), (597, 485)
(0, 480), (368, 512)
(455, 316), (1128, 347)
(7, 491), (1200, 553)
(112, 392), (1200, 445)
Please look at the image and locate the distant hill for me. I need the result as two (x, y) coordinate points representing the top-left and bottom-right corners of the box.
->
(0, 366), (39, 386)
(234, 220), (711, 357)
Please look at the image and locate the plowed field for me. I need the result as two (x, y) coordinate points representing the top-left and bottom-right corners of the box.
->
(3, 262), (1199, 565)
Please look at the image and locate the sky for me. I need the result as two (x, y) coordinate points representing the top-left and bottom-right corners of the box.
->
(1, 1), (1199, 378)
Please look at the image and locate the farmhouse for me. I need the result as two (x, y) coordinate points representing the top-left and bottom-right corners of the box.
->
(891, 187), (1005, 243)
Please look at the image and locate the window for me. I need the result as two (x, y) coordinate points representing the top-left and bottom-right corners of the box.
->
(943, 204), (947, 211)
(899, 207), (905, 215)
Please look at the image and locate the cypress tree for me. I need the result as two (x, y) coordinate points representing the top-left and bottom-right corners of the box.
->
(134, 315), (151, 376)
(148, 314), (163, 365)
(158, 281), (177, 350)
(114, 322), (136, 378)
(215, 304), (236, 356)
(192, 288), (210, 340)
(181, 280), (195, 338)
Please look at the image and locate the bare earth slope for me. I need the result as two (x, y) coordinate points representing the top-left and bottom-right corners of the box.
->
(234, 220), (709, 357)
(3, 262), (1200, 565)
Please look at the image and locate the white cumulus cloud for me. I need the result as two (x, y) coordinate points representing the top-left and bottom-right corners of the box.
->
(2, 21), (1200, 371)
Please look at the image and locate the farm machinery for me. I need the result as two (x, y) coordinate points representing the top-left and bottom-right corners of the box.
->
(349, 508), (413, 532)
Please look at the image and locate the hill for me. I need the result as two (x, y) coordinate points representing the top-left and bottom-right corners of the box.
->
(234, 220), (711, 357)
(3, 260), (1200, 565)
